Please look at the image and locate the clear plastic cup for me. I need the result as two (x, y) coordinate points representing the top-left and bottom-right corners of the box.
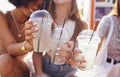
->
(50, 39), (66, 65)
(50, 27), (69, 65)
(29, 10), (53, 52)
(76, 30), (101, 70)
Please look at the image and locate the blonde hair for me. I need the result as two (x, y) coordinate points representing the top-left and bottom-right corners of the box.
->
(49, 0), (87, 41)
(110, 0), (120, 16)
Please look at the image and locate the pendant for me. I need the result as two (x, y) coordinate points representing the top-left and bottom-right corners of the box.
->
(18, 34), (22, 37)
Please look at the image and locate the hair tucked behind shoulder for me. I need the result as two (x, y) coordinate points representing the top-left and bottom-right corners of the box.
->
(9, 0), (38, 7)
(50, 0), (88, 41)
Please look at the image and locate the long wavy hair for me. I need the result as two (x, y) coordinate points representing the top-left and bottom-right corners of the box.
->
(49, 0), (87, 41)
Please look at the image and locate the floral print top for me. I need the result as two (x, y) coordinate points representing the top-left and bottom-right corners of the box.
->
(97, 15), (120, 60)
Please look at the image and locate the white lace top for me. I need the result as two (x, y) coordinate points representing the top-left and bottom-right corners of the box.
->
(52, 20), (75, 40)
(47, 20), (76, 57)
(97, 15), (120, 60)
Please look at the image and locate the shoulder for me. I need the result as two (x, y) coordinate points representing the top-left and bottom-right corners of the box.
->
(0, 11), (7, 22)
(0, 11), (5, 18)
(0, 11), (8, 26)
(81, 17), (88, 29)
(82, 20), (88, 29)
(97, 15), (112, 38)
(98, 15), (113, 26)
(101, 15), (113, 22)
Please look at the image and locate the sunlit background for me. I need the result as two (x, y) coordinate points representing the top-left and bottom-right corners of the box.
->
(0, 0), (83, 13)
(0, 0), (116, 29)
(0, 0), (15, 13)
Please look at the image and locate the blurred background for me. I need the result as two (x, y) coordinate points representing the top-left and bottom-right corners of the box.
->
(0, 0), (116, 30)
(78, 0), (116, 30)
(0, 0), (15, 13)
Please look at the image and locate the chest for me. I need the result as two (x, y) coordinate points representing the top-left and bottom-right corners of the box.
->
(6, 12), (25, 42)
(10, 22), (25, 42)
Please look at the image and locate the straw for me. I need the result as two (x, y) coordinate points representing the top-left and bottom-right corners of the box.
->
(42, 0), (46, 10)
(37, 38), (40, 51)
(88, 25), (97, 44)
(53, 18), (66, 63)
(37, 15), (44, 52)
(71, 41), (76, 59)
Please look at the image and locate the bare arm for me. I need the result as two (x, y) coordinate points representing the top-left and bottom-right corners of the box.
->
(33, 52), (43, 73)
(33, 52), (47, 76)
(0, 12), (32, 56)
(107, 64), (120, 77)
(96, 37), (104, 55)
(25, 21), (47, 77)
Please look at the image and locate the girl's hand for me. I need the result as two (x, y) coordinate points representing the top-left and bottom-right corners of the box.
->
(54, 41), (73, 63)
(68, 48), (86, 70)
(25, 20), (38, 46)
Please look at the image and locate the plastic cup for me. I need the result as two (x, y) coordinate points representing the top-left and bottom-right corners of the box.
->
(30, 10), (53, 52)
(50, 27), (69, 65)
(77, 30), (101, 70)
(50, 39), (66, 65)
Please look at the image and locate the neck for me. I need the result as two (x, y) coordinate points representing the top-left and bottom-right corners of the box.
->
(54, 4), (70, 25)
(12, 8), (28, 24)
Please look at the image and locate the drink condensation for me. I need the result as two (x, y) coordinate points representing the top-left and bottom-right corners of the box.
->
(77, 30), (101, 70)
(50, 28), (69, 65)
(30, 10), (53, 52)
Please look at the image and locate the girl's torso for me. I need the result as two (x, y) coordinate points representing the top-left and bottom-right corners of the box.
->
(5, 11), (25, 42)
(0, 11), (25, 54)
(47, 20), (75, 57)
(98, 15), (120, 60)
(108, 16), (120, 60)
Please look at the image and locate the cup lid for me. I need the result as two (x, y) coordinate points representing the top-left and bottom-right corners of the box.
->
(30, 10), (51, 19)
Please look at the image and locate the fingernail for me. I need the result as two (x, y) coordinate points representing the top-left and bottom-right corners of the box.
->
(57, 48), (60, 50)
(33, 23), (37, 26)
(64, 41), (67, 43)
(58, 59), (61, 61)
(34, 28), (38, 31)
(55, 53), (59, 55)
(33, 34), (36, 38)
(28, 20), (32, 23)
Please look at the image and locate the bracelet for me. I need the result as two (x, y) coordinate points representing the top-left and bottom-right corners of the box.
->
(21, 41), (27, 51)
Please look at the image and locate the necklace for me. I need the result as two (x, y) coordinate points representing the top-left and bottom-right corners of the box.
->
(10, 11), (25, 37)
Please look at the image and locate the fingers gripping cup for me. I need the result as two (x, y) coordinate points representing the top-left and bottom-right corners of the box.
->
(30, 10), (53, 52)
(77, 30), (101, 70)
(51, 38), (67, 65)
(50, 27), (69, 65)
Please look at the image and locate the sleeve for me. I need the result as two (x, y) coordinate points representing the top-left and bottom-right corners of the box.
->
(97, 15), (111, 39)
